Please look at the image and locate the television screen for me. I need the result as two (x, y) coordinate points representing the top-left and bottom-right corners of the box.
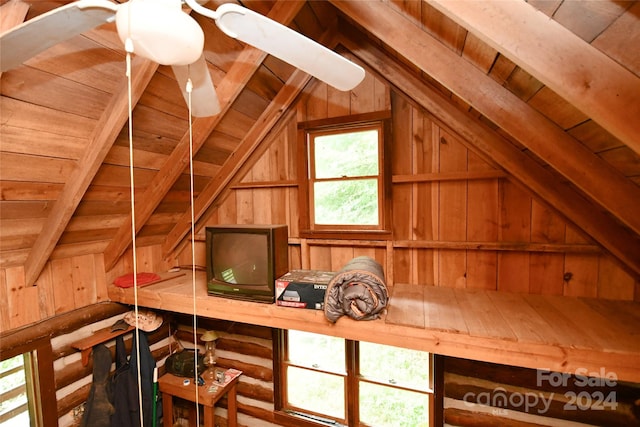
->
(205, 224), (288, 303)
(211, 233), (268, 286)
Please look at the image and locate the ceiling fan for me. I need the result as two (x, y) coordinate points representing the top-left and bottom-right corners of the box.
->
(0, 0), (366, 117)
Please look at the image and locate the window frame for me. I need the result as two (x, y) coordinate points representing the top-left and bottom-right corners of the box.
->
(274, 329), (436, 426)
(0, 336), (57, 427)
(297, 112), (393, 240)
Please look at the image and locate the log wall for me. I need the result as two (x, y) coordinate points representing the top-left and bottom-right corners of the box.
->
(0, 302), (279, 427)
(172, 316), (279, 427)
(443, 357), (640, 426)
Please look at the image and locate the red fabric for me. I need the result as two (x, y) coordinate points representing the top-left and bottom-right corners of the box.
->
(113, 272), (161, 288)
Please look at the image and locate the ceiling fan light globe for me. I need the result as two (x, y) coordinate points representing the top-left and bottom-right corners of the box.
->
(115, 0), (204, 65)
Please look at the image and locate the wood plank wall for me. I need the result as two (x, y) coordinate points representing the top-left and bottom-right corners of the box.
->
(0, 254), (110, 332)
(0, 244), (176, 332)
(1, 55), (638, 427)
(1, 51), (636, 335)
(197, 67), (639, 301)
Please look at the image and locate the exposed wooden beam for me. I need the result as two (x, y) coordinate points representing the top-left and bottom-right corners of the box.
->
(24, 57), (158, 287)
(162, 68), (313, 256)
(102, 0), (307, 271)
(339, 30), (640, 277)
(0, 0), (29, 32)
(101, 56), (261, 271)
(330, 0), (640, 238)
(428, 0), (640, 156)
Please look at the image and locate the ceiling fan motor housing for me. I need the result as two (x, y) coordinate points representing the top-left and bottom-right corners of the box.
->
(115, 0), (204, 65)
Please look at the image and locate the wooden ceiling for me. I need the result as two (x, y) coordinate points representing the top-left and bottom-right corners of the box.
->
(1, 0), (639, 285)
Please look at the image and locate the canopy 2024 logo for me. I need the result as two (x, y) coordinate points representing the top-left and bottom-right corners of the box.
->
(537, 368), (618, 411)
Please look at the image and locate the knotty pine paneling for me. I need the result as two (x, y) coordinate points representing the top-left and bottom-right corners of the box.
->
(0, 243), (178, 331)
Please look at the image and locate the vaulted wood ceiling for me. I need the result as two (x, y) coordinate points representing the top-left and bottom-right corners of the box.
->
(1, 0), (639, 284)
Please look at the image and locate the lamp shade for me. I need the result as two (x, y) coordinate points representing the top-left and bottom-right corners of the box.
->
(201, 330), (219, 342)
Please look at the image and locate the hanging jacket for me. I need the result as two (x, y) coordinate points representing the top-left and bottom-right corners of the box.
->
(80, 344), (114, 427)
(111, 329), (157, 427)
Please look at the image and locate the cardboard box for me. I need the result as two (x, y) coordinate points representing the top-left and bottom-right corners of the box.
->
(275, 270), (336, 310)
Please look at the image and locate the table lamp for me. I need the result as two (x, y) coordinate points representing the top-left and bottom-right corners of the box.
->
(201, 330), (219, 380)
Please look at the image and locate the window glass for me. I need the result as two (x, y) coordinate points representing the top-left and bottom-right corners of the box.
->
(359, 382), (430, 427)
(286, 366), (345, 419)
(281, 330), (433, 425)
(313, 179), (379, 225)
(288, 330), (345, 373)
(305, 122), (385, 230)
(313, 130), (379, 179)
(0, 354), (31, 426)
(359, 342), (431, 391)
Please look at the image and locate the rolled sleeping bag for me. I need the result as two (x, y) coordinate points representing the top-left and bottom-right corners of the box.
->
(324, 256), (388, 323)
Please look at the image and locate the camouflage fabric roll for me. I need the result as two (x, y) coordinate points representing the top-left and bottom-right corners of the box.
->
(324, 256), (388, 323)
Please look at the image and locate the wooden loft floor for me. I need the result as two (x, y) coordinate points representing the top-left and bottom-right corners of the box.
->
(108, 270), (640, 383)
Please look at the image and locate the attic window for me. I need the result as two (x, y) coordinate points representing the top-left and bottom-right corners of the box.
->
(299, 116), (391, 237)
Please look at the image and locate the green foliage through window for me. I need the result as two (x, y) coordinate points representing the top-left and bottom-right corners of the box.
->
(283, 330), (432, 426)
(314, 130), (379, 179)
(314, 180), (378, 225)
(0, 355), (31, 426)
(308, 124), (383, 228)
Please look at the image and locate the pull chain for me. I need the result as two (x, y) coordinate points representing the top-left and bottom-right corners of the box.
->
(186, 74), (201, 426)
(125, 39), (145, 427)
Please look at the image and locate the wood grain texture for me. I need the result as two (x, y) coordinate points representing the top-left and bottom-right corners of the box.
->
(429, 0), (640, 154)
(108, 272), (640, 382)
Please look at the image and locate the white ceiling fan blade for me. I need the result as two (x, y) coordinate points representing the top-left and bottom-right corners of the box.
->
(185, 1), (365, 91)
(0, 0), (118, 72)
(171, 55), (221, 117)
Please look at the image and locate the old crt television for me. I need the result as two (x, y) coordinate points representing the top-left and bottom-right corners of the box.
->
(205, 224), (288, 303)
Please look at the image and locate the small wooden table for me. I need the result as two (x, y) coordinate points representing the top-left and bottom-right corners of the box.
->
(158, 369), (242, 427)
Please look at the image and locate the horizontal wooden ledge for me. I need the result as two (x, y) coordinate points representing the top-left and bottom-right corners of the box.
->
(290, 238), (601, 254)
(107, 271), (640, 382)
(71, 324), (135, 366)
(303, 238), (389, 247)
(230, 180), (298, 190)
(393, 170), (507, 183)
(393, 240), (601, 253)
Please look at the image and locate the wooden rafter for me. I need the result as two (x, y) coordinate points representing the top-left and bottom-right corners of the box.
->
(330, 0), (640, 238)
(339, 29), (640, 277)
(25, 57), (159, 287)
(428, 0), (640, 156)
(102, 0), (307, 271)
(162, 68), (313, 256)
(0, 0), (29, 32)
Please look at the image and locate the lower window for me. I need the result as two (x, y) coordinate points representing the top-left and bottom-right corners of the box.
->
(277, 330), (434, 426)
(0, 337), (56, 427)
(0, 354), (37, 426)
